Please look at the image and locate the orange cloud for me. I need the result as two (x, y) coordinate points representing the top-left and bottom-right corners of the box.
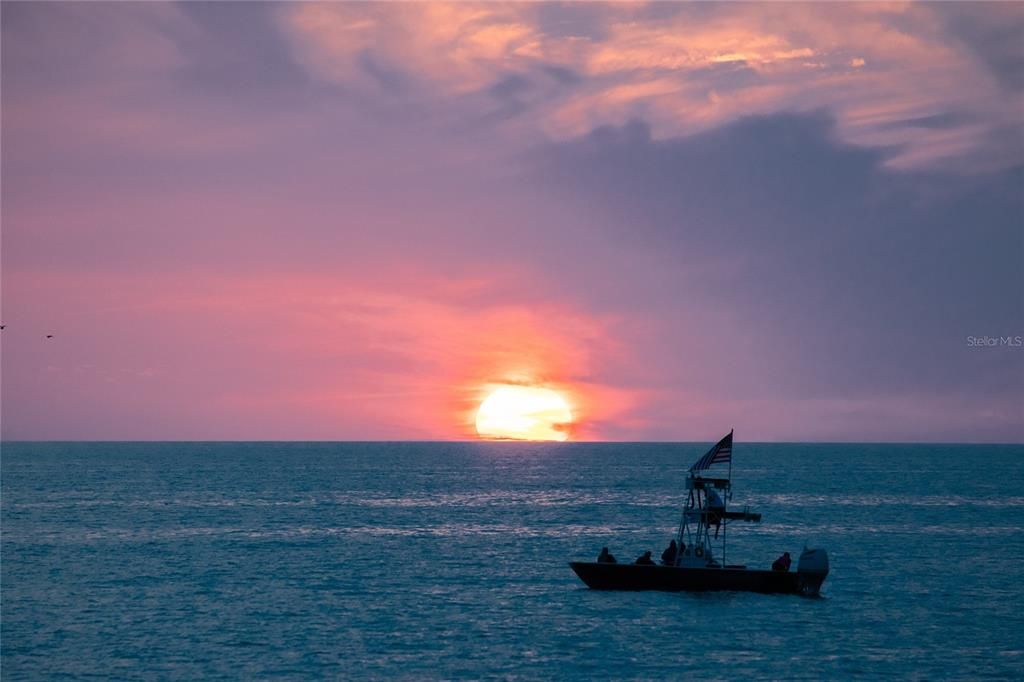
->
(280, 2), (1022, 171)
(285, 2), (546, 94)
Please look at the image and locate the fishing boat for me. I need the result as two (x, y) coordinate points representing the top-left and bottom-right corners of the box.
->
(569, 431), (829, 596)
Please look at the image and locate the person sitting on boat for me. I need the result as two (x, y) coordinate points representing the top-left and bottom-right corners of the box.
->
(597, 547), (617, 564)
(660, 539), (678, 566)
(772, 552), (792, 572)
(635, 551), (656, 565)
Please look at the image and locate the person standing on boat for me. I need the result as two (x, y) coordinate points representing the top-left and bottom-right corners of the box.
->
(597, 547), (617, 563)
(635, 551), (656, 565)
(772, 552), (792, 571)
(707, 487), (725, 538)
(660, 539), (678, 566)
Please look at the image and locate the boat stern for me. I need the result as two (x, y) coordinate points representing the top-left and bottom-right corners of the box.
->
(796, 548), (829, 596)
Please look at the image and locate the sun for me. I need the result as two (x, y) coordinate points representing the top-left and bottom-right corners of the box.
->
(475, 386), (573, 441)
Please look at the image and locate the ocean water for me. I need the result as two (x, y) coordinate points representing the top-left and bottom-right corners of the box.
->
(2, 442), (1023, 680)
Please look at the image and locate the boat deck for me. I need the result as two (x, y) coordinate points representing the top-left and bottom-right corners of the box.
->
(569, 562), (826, 595)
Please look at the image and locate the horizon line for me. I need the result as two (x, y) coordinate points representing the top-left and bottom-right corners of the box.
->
(2, 438), (1022, 446)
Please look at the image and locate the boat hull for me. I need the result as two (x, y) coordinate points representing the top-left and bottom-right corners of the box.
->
(569, 562), (827, 596)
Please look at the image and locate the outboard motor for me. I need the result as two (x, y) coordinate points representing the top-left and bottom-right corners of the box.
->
(796, 548), (829, 596)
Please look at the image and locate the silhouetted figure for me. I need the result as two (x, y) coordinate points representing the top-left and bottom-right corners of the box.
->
(597, 547), (617, 564)
(635, 551), (655, 565)
(707, 486), (725, 538)
(661, 539), (678, 566)
(772, 552), (792, 572)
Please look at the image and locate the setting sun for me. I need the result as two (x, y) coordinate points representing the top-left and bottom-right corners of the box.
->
(475, 386), (573, 441)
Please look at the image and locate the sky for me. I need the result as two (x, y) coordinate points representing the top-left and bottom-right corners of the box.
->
(1, 1), (1021, 442)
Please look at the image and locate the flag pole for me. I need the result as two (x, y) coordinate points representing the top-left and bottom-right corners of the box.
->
(728, 429), (733, 496)
(725, 429), (733, 566)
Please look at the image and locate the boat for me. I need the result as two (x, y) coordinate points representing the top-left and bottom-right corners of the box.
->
(569, 430), (829, 596)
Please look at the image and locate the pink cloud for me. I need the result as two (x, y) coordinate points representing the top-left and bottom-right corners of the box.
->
(281, 2), (1023, 171)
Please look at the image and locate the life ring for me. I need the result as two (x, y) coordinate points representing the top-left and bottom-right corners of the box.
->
(695, 546), (704, 558)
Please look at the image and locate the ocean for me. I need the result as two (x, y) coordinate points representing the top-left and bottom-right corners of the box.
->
(2, 442), (1023, 679)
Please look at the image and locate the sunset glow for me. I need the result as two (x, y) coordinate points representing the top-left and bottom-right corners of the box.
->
(475, 386), (573, 441)
(2, 2), (1021, 442)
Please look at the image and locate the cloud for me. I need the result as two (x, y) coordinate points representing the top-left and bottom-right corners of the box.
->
(530, 111), (1023, 441)
(1, 2), (317, 171)
(2, 3), (1020, 442)
(280, 2), (1023, 171)
(935, 1), (1024, 93)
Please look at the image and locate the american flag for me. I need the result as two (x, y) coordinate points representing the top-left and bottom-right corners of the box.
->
(690, 430), (733, 472)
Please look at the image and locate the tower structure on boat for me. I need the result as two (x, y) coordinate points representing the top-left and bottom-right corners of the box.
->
(673, 429), (761, 568)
